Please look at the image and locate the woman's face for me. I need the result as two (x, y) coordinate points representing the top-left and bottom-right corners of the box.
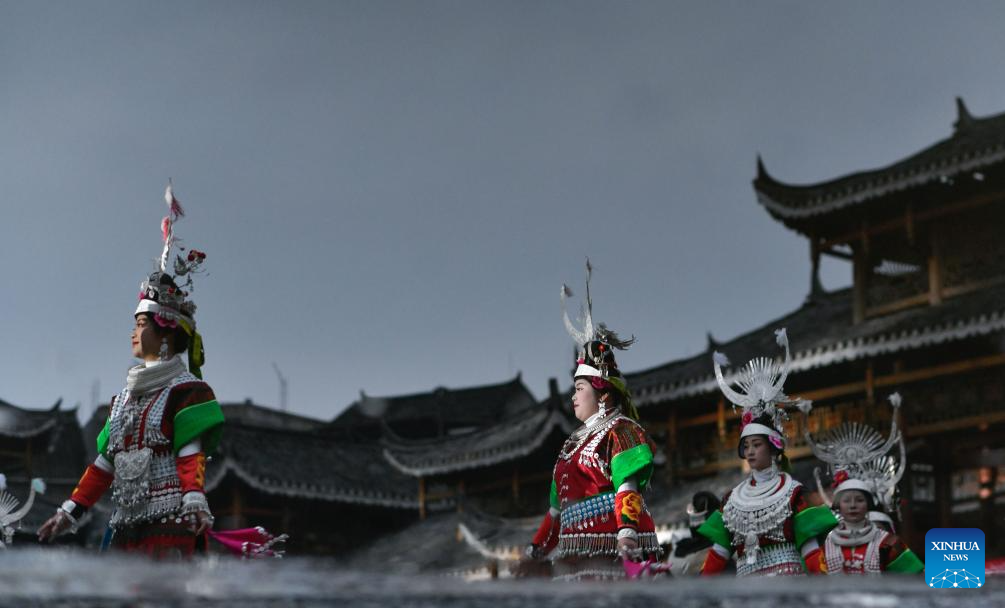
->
(837, 490), (869, 524)
(742, 435), (774, 471)
(132, 314), (163, 361)
(572, 379), (602, 422)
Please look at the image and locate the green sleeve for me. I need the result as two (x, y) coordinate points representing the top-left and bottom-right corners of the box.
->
(794, 504), (838, 548)
(549, 479), (559, 510)
(610, 443), (654, 491)
(696, 510), (732, 549)
(96, 417), (111, 459)
(173, 399), (225, 455)
(887, 548), (924, 574)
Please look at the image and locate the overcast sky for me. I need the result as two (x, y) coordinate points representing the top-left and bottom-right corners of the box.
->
(4, 1), (1005, 422)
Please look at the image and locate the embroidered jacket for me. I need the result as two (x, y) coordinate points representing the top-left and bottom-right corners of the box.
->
(697, 473), (836, 576)
(818, 526), (924, 574)
(70, 373), (225, 527)
(531, 413), (660, 559)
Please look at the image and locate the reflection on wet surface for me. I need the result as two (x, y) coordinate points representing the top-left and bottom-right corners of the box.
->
(0, 548), (998, 607)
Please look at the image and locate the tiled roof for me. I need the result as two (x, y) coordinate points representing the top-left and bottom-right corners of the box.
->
(754, 99), (1005, 219)
(628, 282), (1005, 406)
(205, 422), (418, 509)
(0, 398), (64, 438)
(382, 404), (575, 477)
(333, 375), (537, 439)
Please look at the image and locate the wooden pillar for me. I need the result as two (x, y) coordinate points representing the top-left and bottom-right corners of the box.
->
(809, 237), (822, 295)
(666, 411), (678, 485)
(716, 398), (726, 444)
(928, 228), (943, 306)
(905, 203), (916, 245)
(231, 484), (244, 528)
(281, 503), (292, 534)
(865, 360), (875, 405)
(457, 480), (466, 514)
(418, 477), (427, 521)
(933, 438), (953, 528)
(852, 244), (869, 324)
(895, 403), (917, 552)
(980, 466), (998, 544)
(23, 438), (32, 477)
(511, 469), (520, 504)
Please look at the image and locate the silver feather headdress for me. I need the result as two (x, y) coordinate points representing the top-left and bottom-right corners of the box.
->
(137, 180), (207, 329)
(803, 393), (906, 515)
(0, 477), (45, 548)
(561, 259), (635, 375)
(712, 328), (802, 448)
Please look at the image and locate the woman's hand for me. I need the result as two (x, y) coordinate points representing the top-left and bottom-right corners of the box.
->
(189, 510), (214, 536)
(37, 511), (72, 543)
(618, 536), (641, 562)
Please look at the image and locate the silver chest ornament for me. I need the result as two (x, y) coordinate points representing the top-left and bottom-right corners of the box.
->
(722, 474), (798, 566)
(107, 373), (196, 526)
(111, 447), (153, 509)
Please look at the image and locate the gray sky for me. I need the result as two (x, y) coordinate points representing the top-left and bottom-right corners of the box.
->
(4, 1), (1005, 422)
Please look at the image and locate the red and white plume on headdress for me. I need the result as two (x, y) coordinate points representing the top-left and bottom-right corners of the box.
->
(160, 180), (186, 272)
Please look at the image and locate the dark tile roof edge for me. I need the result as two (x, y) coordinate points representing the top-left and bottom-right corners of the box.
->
(381, 409), (573, 477)
(205, 457), (418, 510)
(634, 306), (1005, 406)
(753, 101), (1005, 218)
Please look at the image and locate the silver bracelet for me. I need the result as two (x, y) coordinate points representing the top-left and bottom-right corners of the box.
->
(58, 501), (80, 534)
(180, 492), (213, 521)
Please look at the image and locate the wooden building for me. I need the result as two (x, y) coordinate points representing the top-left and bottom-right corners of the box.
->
(0, 398), (88, 537)
(628, 98), (1005, 556)
(334, 375), (575, 519)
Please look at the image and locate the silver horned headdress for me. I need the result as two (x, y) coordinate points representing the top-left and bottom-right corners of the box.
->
(0, 476), (45, 548)
(561, 259), (635, 379)
(713, 328), (802, 451)
(803, 393), (906, 515)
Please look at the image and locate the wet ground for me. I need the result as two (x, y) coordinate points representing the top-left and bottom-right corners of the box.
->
(0, 549), (998, 607)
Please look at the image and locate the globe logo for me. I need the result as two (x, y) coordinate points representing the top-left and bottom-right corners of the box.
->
(929, 569), (982, 588)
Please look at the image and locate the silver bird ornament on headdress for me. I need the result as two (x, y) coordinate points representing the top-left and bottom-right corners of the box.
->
(561, 258), (596, 348)
(0, 477), (45, 548)
(561, 259), (635, 356)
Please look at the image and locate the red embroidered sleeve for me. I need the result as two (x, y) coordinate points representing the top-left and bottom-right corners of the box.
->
(700, 547), (729, 575)
(615, 490), (643, 530)
(69, 464), (114, 508)
(176, 452), (207, 493)
(881, 534), (909, 565)
(530, 510), (560, 555)
(803, 546), (824, 574)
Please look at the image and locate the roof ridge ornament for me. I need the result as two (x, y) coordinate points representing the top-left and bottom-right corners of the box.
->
(705, 331), (721, 352)
(954, 96), (975, 132)
(755, 154), (776, 184)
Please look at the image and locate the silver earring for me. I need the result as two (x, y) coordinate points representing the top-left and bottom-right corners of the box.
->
(597, 400), (607, 417)
(159, 337), (170, 361)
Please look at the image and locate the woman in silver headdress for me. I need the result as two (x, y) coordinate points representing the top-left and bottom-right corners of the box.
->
(38, 184), (224, 558)
(802, 394), (923, 575)
(696, 328), (836, 576)
(518, 262), (662, 580)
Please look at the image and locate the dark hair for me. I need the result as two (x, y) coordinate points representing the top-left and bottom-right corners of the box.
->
(139, 312), (189, 354)
(692, 491), (721, 514)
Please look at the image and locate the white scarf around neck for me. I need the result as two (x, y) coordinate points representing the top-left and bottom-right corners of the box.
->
(125, 355), (187, 395)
